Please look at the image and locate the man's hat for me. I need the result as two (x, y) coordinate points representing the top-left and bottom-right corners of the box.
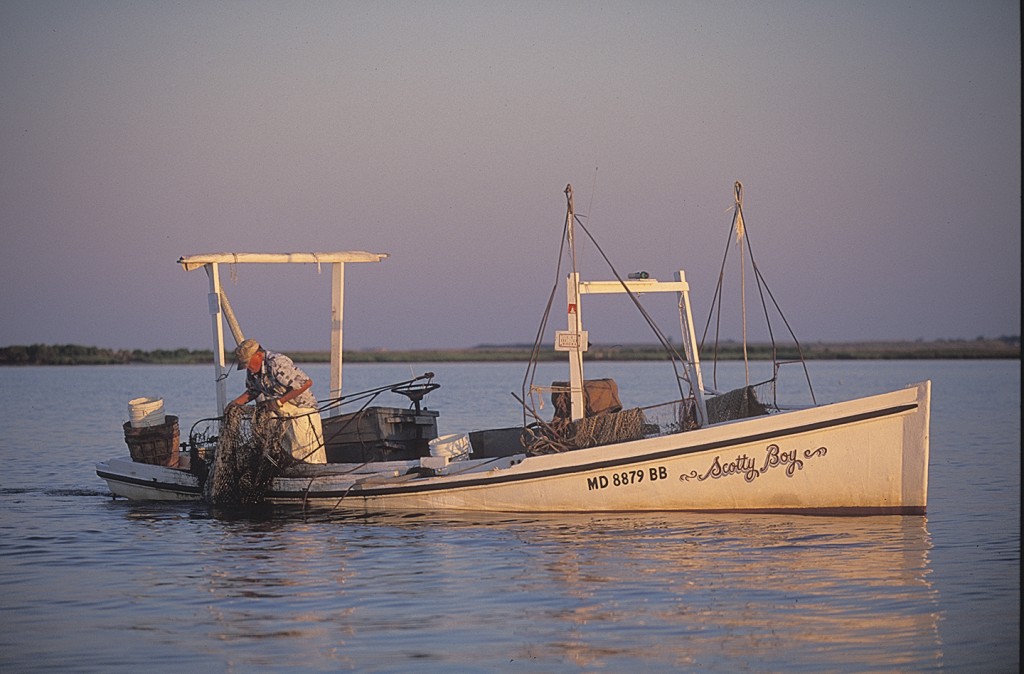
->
(235, 339), (260, 370)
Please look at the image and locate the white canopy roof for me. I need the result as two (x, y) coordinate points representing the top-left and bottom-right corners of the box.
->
(179, 251), (388, 272)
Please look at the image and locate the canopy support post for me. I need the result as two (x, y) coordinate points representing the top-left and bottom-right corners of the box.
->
(566, 272), (586, 421)
(675, 270), (708, 427)
(219, 289), (245, 346)
(329, 262), (345, 416)
(204, 263), (228, 419)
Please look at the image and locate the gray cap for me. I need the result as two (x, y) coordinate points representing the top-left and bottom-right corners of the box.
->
(234, 339), (260, 370)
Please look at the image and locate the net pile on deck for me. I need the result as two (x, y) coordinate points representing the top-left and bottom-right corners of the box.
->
(705, 383), (771, 425)
(525, 407), (649, 455)
(523, 399), (709, 455)
(525, 379), (649, 455)
(205, 403), (297, 505)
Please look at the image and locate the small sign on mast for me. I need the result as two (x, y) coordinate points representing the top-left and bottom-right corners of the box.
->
(555, 330), (588, 351)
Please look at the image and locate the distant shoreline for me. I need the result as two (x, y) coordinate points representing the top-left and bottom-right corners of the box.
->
(0, 339), (1018, 365)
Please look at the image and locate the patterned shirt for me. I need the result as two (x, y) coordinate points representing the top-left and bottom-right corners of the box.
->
(245, 351), (317, 409)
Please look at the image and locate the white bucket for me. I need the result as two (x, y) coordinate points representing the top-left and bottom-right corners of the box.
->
(129, 396), (165, 428)
(428, 433), (472, 461)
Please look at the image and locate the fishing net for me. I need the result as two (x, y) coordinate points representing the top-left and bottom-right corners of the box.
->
(524, 396), (710, 455)
(641, 399), (701, 435)
(705, 383), (772, 425)
(205, 403), (297, 505)
(525, 407), (649, 455)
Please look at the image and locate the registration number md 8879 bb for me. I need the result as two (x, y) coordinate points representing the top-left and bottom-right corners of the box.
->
(587, 466), (668, 490)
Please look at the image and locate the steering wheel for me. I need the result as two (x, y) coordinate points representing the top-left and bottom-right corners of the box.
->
(390, 382), (440, 411)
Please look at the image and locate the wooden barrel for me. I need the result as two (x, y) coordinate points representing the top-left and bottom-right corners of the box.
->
(123, 415), (180, 467)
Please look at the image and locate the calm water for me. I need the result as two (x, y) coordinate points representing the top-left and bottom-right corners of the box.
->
(0, 360), (1018, 672)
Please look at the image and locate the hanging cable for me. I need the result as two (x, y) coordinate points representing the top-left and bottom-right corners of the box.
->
(698, 182), (817, 406)
(522, 190), (571, 428)
(572, 215), (692, 402)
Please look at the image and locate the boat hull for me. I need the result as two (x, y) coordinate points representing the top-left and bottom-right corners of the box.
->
(97, 382), (930, 515)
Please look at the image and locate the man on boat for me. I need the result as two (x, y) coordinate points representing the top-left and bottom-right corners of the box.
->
(227, 338), (327, 464)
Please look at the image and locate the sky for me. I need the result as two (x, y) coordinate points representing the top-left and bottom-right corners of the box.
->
(1, 0), (1020, 352)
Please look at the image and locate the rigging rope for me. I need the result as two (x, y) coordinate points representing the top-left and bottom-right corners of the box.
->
(572, 214), (691, 402)
(521, 185), (696, 434)
(522, 184), (698, 434)
(698, 182), (816, 406)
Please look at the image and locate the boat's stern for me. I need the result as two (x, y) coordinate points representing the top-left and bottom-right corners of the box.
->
(96, 457), (203, 501)
(901, 380), (931, 513)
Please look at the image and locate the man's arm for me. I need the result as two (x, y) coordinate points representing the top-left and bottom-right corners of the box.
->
(276, 378), (312, 407)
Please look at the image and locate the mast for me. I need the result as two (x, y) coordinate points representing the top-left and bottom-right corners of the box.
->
(563, 185), (587, 421)
(202, 263), (229, 415)
(734, 181), (750, 385)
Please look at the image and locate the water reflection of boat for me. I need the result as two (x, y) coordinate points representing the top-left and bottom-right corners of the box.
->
(368, 512), (940, 669)
(494, 514), (942, 670)
(177, 509), (940, 669)
(97, 183), (930, 514)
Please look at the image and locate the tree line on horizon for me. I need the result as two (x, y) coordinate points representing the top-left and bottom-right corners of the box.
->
(0, 344), (214, 365)
(0, 337), (1019, 366)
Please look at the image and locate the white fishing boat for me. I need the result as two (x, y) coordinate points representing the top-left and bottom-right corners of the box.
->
(96, 184), (930, 515)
